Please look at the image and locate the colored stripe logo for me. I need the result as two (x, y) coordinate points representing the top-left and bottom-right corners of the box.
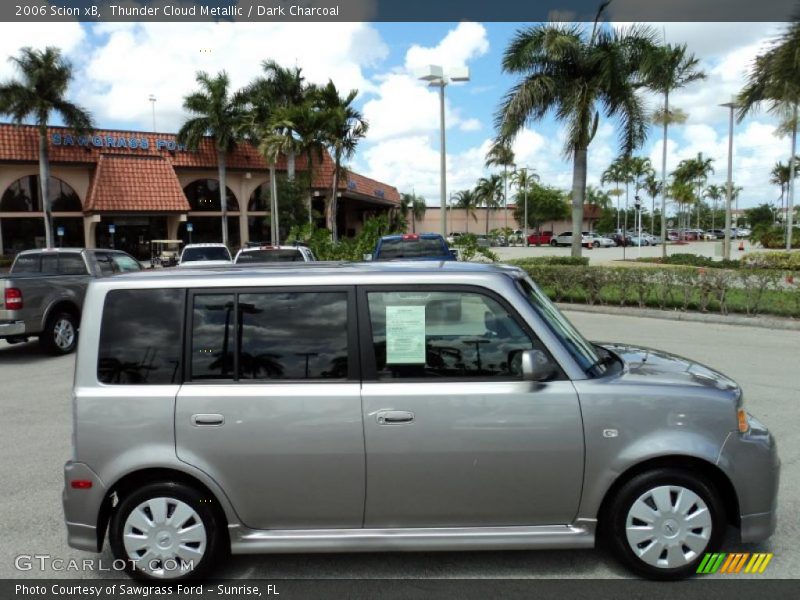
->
(697, 552), (773, 574)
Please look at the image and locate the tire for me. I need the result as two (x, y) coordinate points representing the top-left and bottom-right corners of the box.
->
(593, 242), (600, 248)
(550, 240), (558, 247)
(604, 468), (725, 580)
(39, 311), (78, 355)
(109, 482), (224, 581)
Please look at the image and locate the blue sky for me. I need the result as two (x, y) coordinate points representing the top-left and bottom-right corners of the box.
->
(0, 20), (791, 210)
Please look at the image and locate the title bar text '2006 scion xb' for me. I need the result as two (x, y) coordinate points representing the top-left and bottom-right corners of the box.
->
(63, 262), (779, 581)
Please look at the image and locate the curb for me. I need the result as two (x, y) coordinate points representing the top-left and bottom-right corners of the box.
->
(557, 302), (800, 331)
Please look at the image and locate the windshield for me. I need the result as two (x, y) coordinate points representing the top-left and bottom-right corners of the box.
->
(516, 276), (604, 376)
(182, 247), (231, 262)
(377, 238), (449, 259)
(236, 249), (305, 263)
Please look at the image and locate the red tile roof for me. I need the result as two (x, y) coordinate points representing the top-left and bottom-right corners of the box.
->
(85, 154), (190, 213)
(0, 123), (399, 205)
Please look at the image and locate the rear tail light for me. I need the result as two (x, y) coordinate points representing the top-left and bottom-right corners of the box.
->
(4, 287), (23, 310)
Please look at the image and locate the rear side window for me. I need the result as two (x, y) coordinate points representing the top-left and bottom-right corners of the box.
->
(98, 289), (184, 384)
(190, 291), (350, 381)
(235, 249), (304, 263)
(11, 255), (40, 273)
(111, 254), (142, 272)
(94, 253), (115, 276)
(58, 254), (87, 275)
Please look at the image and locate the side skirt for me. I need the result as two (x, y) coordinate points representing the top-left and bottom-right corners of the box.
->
(229, 520), (596, 554)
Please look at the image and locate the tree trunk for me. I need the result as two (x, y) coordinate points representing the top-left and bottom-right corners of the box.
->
(570, 146), (587, 258)
(38, 126), (53, 249)
(660, 90), (669, 258)
(217, 150), (228, 248)
(269, 164), (279, 245)
(787, 103), (797, 250)
(486, 202), (490, 236)
(287, 150), (296, 181)
(306, 150), (314, 224)
(329, 157), (340, 241)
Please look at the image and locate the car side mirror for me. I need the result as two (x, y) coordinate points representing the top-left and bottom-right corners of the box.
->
(449, 249), (459, 260)
(521, 349), (557, 382)
(363, 254), (373, 262)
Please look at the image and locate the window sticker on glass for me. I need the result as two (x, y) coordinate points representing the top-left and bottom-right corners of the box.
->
(385, 305), (426, 364)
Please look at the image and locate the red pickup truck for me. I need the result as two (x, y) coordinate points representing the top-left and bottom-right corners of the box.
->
(526, 231), (553, 246)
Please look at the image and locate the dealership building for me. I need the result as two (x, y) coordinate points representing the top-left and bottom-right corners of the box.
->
(0, 123), (400, 259)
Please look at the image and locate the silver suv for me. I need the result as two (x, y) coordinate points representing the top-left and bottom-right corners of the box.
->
(63, 262), (779, 581)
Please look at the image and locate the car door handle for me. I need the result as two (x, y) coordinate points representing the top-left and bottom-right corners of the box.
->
(376, 410), (415, 425)
(191, 414), (224, 427)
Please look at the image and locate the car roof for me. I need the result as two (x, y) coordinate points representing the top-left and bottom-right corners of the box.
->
(183, 243), (228, 248)
(98, 261), (525, 287)
(238, 245), (304, 252)
(380, 233), (444, 240)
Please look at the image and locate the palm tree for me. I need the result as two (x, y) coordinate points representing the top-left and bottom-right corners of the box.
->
(602, 157), (633, 231)
(453, 189), (479, 233)
(475, 175), (504, 236)
(628, 156), (654, 234)
(678, 153), (714, 230)
(0, 47), (93, 248)
(585, 185), (612, 209)
(643, 42), (706, 256)
(738, 18), (800, 249)
(178, 71), (245, 248)
(289, 91), (329, 224)
(400, 192), (427, 233)
(259, 60), (306, 180)
(485, 141), (516, 233)
(769, 157), (799, 231)
(704, 184), (726, 231)
(511, 168), (540, 239)
(643, 173), (662, 232)
(495, 11), (655, 257)
(317, 81), (368, 241)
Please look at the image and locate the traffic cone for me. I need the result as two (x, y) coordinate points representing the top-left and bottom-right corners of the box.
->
(738, 240), (744, 251)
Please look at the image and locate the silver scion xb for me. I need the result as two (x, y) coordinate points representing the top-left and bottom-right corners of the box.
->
(63, 262), (779, 581)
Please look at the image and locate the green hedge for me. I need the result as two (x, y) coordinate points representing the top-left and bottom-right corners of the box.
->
(513, 263), (800, 318)
(741, 251), (800, 271)
(507, 256), (590, 267)
(635, 253), (741, 269)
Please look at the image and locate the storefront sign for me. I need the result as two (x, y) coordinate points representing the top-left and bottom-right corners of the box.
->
(51, 133), (187, 152)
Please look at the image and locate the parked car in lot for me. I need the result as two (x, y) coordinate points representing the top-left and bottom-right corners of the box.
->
(584, 233), (615, 248)
(64, 262), (778, 581)
(705, 229), (725, 240)
(550, 231), (590, 247)
(526, 231), (553, 246)
(0, 247), (141, 354)
(368, 233), (457, 261)
(178, 243), (232, 267)
(234, 244), (316, 264)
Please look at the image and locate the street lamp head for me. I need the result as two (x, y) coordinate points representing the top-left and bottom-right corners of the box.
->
(148, 94), (157, 102)
(417, 65), (444, 81)
(720, 95), (739, 109)
(448, 66), (470, 83)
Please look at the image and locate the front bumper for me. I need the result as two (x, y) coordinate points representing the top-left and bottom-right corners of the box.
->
(0, 320), (25, 336)
(63, 461), (107, 552)
(717, 414), (780, 543)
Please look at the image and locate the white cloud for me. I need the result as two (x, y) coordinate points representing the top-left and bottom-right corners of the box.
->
(0, 22), (86, 81)
(458, 118), (482, 132)
(72, 21), (387, 132)
(405, 22), (489, 73)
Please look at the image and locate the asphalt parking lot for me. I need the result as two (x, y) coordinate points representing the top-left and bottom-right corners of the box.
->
(0, 311), (797, 580)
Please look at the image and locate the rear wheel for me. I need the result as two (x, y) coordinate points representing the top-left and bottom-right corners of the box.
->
(109, 482), (223, 580)
(39, 311), (78, 355)
(605, 468), (725, 580)
(550, 240), (558, 247)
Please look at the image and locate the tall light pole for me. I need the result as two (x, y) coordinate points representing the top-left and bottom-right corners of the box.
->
(148, 94), (157, 131)
(720, 97), (738, 260)
(419, 65), (470, 238)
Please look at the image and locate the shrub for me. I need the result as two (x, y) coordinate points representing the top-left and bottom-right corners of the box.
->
(636, 254), (741, 269)
(741, 251), (800, 271)
(510, 262), (799, 318)
(452, 233), (498, 262)
(507, 256), (589, 267)
(752, 225), (800, 249)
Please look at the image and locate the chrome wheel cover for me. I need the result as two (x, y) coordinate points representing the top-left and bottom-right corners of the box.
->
(122, 497), (206, 578)
(625, 485), (712, 569)
(53, 318), (75, 350)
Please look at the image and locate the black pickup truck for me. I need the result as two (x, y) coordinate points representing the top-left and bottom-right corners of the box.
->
(0, 248), (141, 354)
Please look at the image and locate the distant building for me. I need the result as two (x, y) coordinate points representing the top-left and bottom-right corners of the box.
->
(0, 123), (400, 258)
(414, 204), (603, 235)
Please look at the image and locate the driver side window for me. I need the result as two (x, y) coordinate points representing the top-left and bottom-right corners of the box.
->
(367, 289), (538, 380)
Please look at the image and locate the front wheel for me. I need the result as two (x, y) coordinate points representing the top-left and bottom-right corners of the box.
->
(109, 482), (224, 580)
(39, 311), (78, 355)
(605, 468), (725, 580)
(550, 240), (557, 247)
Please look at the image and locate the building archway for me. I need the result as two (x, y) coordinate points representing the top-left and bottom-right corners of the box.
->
(1, 175), (84, 253)
(183, 179), (241, 247)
